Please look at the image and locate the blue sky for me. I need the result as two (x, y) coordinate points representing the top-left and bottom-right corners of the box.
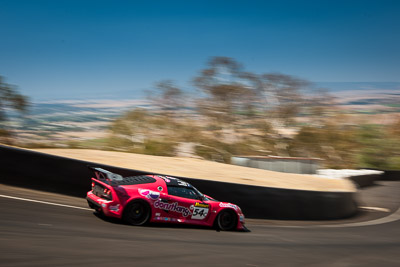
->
(0, 0), (399, 100)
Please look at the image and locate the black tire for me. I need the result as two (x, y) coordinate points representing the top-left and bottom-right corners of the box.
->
(216, 209), (238, 231)
(123, 200), (151, 226)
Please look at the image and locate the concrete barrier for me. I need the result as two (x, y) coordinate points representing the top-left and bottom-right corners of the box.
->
(380, 170), (400, 181)
(346, 171), (397, 188)
(231, 156), (320, 174)
(0, 145), (358, 220)
(348, 174), (381, 188)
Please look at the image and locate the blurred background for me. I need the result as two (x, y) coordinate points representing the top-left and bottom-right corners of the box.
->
(1, 0), (399, 170)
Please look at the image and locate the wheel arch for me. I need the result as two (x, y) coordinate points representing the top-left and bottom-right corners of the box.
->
(122, 197), (152, 220)
(213, 208), (240, 229)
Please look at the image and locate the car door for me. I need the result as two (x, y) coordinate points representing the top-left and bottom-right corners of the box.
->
(166, 185), (211, 223)
(151, 192), (180, 221)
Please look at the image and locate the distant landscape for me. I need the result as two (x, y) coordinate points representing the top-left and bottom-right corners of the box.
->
(6, 81), (399, 171)
(9, 82), (400, 142)
(11, 99), (152, 144)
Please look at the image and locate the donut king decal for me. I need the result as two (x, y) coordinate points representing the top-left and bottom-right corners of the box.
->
(190, 202), (210, 220)
(153, 200), (191, 217)
(138, 189), (160, 200)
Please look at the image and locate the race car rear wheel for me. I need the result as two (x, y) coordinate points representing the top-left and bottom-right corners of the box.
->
(123, 200), (151, 226)
(216, 209), (237, 231)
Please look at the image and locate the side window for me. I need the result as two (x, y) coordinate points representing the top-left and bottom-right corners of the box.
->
(167, 186), (200, 200)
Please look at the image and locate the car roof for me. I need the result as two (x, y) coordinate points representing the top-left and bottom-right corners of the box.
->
(154, 175), (193, 188)
(94, 171), (193, 189)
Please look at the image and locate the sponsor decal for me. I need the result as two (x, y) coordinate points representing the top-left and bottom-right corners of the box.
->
(155, 213), (161, 216)
(195, 202), (209, 208)
(154, 216), (177, 222)
(159, 176), (188, 186)
(191, 204), (209, 220)
(109, 204), (120, 212)
(138, 189), (160, 200)
(154, 200), (191, 217)
(176, 180), (189, 186)
(219, 203), (238, 210)
(159, 176), (171, 183)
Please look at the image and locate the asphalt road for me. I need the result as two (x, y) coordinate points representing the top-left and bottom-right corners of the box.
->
(1, 182), (400, 267)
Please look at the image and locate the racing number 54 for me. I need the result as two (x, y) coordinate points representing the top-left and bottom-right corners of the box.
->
(191, 207), (209, 220)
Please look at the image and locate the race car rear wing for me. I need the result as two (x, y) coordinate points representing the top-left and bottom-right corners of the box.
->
(88, 166), (157, 186)
(88, 166), (123, 181)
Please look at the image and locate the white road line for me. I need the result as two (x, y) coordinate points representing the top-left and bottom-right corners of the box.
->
(359, 206), (390, 212)
(319, 206), (400, 228)
(0, 194), (92, 211)
(250, 205), (400, 229)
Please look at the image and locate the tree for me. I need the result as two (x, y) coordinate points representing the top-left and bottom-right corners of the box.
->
(357, 123), (400, 170)
(193, 57), (260, 126)
(0, 76), (29, 140)
(259, 73), (309, 125)
(109, 108), (151, 143)
(108, 107), (179, 155)
(147, 80), (185, 119)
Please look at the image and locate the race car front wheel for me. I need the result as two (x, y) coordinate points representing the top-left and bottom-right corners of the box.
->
(123, 200), (151, 226)
(216, 209), (237, 231)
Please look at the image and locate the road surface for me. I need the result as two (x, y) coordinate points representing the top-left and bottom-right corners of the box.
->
(0, 181), (399, 266)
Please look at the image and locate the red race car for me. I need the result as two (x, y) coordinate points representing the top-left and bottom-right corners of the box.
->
(86, 167), (247, 231)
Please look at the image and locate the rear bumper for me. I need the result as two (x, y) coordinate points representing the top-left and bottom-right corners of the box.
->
(87, 197), (102, 210)
(86, 191), (122, 218)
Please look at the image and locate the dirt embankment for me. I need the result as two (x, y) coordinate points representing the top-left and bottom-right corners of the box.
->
(32, 148), (357, 192)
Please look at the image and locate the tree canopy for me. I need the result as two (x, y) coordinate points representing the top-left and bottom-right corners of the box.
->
(0, 75), (29, 139)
